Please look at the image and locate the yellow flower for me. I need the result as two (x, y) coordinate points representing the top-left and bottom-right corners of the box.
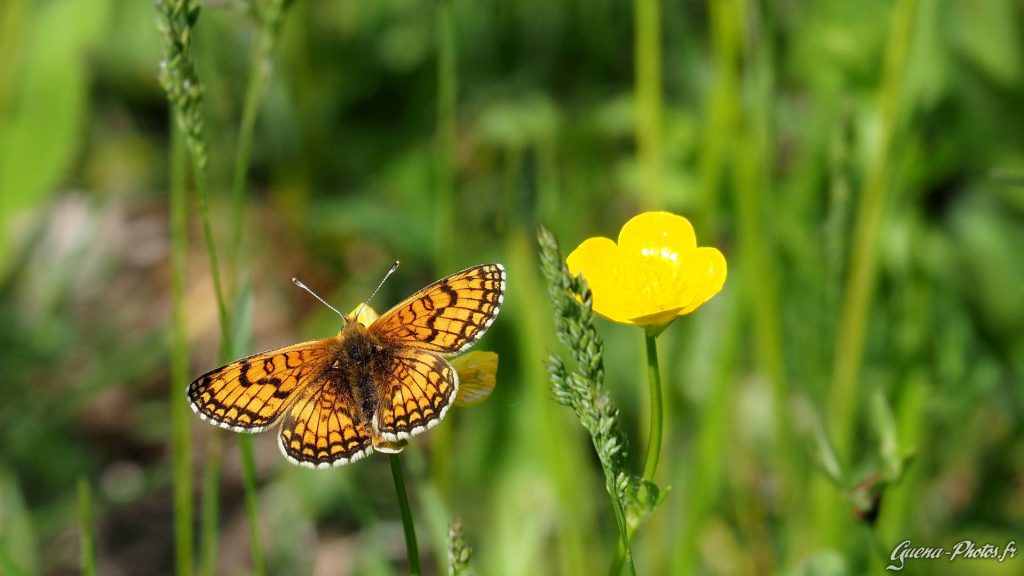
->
(566, 211), (727, 331)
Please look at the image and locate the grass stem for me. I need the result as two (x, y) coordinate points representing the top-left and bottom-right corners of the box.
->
(430, 0), (459, 501)
(733, 0), (798, 517)
(229, 0), (292, 280)
(389, 455), (422, 576)
(634, 0), (663, 208)
(198, 431), (222, 576)
(828, 0), (917, 467)
(239, 437), (265, 576)
(77, 478), (96, 576)
(169, 123), (194, 576)
(227, 49), (265, 282)
(435, 0), (457, 270)
(220, 6), (295, 573)
(817, 0), (917, 549)
(606, 497), (637, 576)
(191, 161), (230, 353)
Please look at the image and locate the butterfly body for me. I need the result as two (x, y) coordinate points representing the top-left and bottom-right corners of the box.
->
(188, 263), (505, 468)
(324, 321), (381, 427)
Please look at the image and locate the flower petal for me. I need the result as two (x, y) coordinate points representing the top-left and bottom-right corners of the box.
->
(617, 211), (697, 261)
(349, 303), (380, 327)
(567, 236), (636, 323)
(452, 351), (499, 407)
(628, 307), (684, 326)
(678, 247), (727, 315)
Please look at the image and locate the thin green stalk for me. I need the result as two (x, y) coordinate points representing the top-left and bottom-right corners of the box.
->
(227, 49), (265, 280)
(641, 332), (663, 482)
(228, 0), (292, 278)
(733, 0), (797, 511)
(673, 293), (742, 576)
(169, 124), (194, 576)
(198, 431), (222, 576)
(435, 0), (457, 270)
(190, 99), (265, 576)
(817, 0), (917, 549)
(606, 494), (636, 576)
(634, 0), (663, 209)
(389, 455), (422, 576)
(828, 0), (917, 468)
(0, 0), (28, 117)
(192, 165), (231, 351)
(510, 230), (591, 575)
(698, 0), (740, 235)
(77, 479), (96, 576)
(213, 4), (294, 572)
(239, 436), (265, 576)
(430, 0), (458, 501)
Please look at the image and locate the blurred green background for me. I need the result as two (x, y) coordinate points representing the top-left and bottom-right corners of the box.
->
(1, 0), (1023, 574)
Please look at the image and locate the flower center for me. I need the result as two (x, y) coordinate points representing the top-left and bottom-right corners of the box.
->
(619, 247), (691, 314)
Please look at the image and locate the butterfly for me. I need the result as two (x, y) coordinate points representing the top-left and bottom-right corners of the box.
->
(187, 263), (505, 468)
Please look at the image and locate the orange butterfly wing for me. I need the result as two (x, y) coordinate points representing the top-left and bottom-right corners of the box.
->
(278, 376), (373, 468)
(187, 339), (335, 432)
(371, 347), (458, 442)
(369, 264), (505, 355)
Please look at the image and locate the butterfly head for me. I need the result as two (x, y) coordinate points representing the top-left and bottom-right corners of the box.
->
(339, 314), (370, 337)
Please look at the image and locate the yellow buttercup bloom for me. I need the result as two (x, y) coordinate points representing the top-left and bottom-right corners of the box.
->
(566, 211), (727, 331)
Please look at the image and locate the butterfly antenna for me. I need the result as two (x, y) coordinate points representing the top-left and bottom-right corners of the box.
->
(292, 278), (345, 319)
(355, 260), (400, 320)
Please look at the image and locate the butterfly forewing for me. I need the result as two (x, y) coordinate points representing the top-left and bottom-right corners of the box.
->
(278, 378), (374, 468)
(372, 347), (459, 442)
(187, 339), (334, 432)
(369, 264), (505, 355)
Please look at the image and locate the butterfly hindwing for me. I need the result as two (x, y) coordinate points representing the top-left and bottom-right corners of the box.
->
(369, 264), (505, 355)
(278, 376), (374, 468)
(187, 339), (335, 432)
(371, 347), (458, 443)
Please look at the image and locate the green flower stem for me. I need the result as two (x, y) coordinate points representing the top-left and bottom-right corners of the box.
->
(77, 478), (96, 576)
(389, 455), (422, 576)
(608, 332), (662, 576)
(641, 331), (664, 482)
